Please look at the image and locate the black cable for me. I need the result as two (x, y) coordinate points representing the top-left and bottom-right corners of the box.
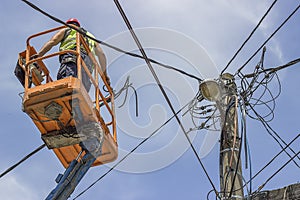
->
(228, 103), (244, 198)
(253, 149), (300, 195)
(20, 0), (214, 197)
(113, 1), (219, 198)
(206, 189), (217, 200)
(221, 0), (278, 74)
(113, 76), (139, 116)
(243, 57), (300, 78)
(21, 0), (202, 82)
(250, 133), (300, 187)
(248, 103), (300, 168)
(235, 3), (300, 75)
(229, 133), (300, 194)
(0, 144), (46, 178)
(73, 100), (192, 199)
(240, 65), (282, 123)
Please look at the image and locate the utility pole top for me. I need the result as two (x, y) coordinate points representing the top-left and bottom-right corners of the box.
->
(200, 73), (244, 199)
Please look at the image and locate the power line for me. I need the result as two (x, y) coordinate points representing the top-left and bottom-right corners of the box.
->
(20, 0), (202, 82)
(113, 0), (220, 198)
(0, 144), (46, 178)
(235, 3), (300, 75)
(254, 149), (300, 195)
(248, 103), (300, 168)
(73, 99), (192, 199)
(243, 57), (300, 78)
(20, 0), (216, 197)
(251, 133), (300, 186)
(221, 0), (278, 74)
(229, 133), (300, 194)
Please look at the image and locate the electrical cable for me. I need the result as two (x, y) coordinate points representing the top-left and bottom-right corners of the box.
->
(112, 1), (220, 199)
(228, 101), (244, 198)
(235, 3), (300, 75)
(21, 0), (202, 82)
(0, 144), (46, 178)
(249, 103), (300, 168)
(229, 95), (239, 168)
(113, 76), (139, 116)
(206, 189), (215, 200)
(219, 96), (244, 198)
(230, 133), (300, 194)
(243, 57), (300, 78)
(19, 1), (300, 199)
(251, 134), (300, 187)
(20, 0), (217, 198)
(239, 89), (253, 195)
(73, 100), (192, 199)
(239, 57), (283, 124)
(221, 0), (278, 74)
(246, 137), (253, 195)
(253, 149), (300, 195)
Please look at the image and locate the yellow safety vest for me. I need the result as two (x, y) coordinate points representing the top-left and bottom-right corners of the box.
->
(59, 28), (96, 55)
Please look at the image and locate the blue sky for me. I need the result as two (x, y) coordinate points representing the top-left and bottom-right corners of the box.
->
(0, 0), (299, 199)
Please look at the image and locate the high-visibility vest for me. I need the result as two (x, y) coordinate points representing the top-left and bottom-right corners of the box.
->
(59, 28), (96, 55)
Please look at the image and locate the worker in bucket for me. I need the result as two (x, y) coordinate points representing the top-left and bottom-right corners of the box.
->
(33, 18), (110, 91)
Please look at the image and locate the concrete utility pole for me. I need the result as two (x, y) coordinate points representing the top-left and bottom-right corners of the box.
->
(218, 74), (244, 200)
(200, 73), (244, 199)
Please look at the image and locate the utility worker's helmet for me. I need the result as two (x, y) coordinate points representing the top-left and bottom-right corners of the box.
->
(66, 18), (80, 27)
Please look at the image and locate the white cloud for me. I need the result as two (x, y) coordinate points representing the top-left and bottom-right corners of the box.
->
(0, 175), (39, 200)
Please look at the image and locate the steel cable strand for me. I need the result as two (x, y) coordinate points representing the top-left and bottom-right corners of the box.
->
(251, 149), (300, 198)
(228, 133), (300, 195)
(73, 98), (196, 199)
(0, 144), (46, 178)
(248, 103), (300, 168)
(21, 0), (202, 82)
(235, 3), (300, 75)
(113, 1), (220, 198)
(221, 0), (278, 74)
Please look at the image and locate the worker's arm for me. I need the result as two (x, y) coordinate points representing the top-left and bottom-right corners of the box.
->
(94, 43), (110, 85)
(36, 29), (66, 57)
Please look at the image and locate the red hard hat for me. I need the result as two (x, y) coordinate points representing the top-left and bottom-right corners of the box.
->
(66, 18), (80, 27)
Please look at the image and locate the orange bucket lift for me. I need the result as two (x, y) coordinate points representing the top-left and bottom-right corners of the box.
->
(15, 26), (118, 169)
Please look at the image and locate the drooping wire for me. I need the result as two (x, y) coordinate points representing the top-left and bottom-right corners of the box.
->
(246, 136), (253, 195)
(185, 94), (220, 133)
(73, 99), (193, 199)
(221, 0), (278, 74)
(21, 0), (202, 82)
(228, 101), (244, 198)
(0, 144), (46, 178)
(241, 99), (253, 195)
(235, 3), (300, 75)
(102, 76), (139, 116)
(114, 76), (139, 116)
(241, 70), (281, 123)
(235, 51), (300, 166)
(113, 1), (220, 198)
